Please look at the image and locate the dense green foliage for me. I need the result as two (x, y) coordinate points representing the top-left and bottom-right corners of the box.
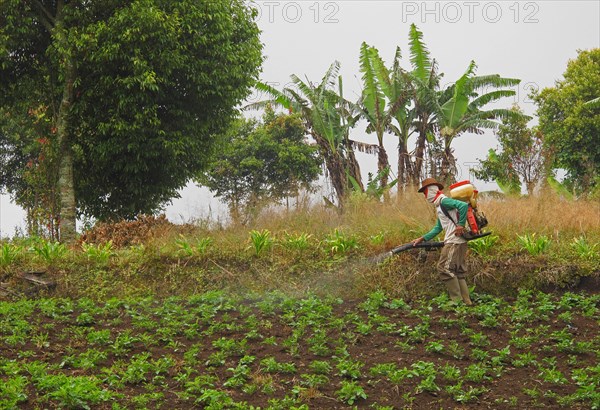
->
(200, 109), (322, 223)
(533, 49), (600, 194)
(0, 0), (263, 228)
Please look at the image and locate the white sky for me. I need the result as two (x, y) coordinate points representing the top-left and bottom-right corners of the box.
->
(1, 0), (599, 237)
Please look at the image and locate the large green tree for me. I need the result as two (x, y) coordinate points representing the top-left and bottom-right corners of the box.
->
(0, 0), (263, 241)
(200, 109), (322, 224)
(474, 105), (545, 195)
(533, 49), (600, 194)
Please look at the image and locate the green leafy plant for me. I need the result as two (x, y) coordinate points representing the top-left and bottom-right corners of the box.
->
(31, 240), (68, 264)
(282, 232), (312, 251)
(468, 234), (499, 256)
(260, 356), (296, 374)
(309, 360), (332, 375)
(324, 229), (359, 256)
(336, 380), (367, 405)
(0, 375), (28, 407)
(570, 236), (598, 260)
(335, 356), (364, 380)
(195, 237), (213, 255)
(0, 243), (22, 268)
(516, 233), (551, 255)
(425, 340), (444, 354)
(248, 229), (273, 256)
(81, 241), (114, 264)
(224, 355), (255, 388)
(464, 363), (489, 382)
(369, 232), (386, 245)
(36, 374), (112, 409)
(175, 236), (195, 257)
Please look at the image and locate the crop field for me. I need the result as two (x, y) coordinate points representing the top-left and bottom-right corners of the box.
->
(1, 290), (598, 409)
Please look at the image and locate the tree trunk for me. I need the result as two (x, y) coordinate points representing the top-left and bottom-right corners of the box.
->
(377, 144), (390, 201)
(525, 180), (536, 196)
(313, 131), (347, 206)
(439, 141), (456, 184)
(397, 139), (412, 191)
(55, 44), (77, 243)
(414, 127), (427, 184)
(328, 153), (347, 206)
(58, 148), (76, 242)
(346, 146), (364, 192)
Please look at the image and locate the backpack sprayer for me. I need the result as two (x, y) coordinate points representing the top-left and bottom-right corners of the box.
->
(370, 180), (491, 264)
(445, 180), (489, 240)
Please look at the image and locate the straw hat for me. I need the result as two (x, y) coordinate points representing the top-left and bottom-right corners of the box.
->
(418, 178), (444, 193)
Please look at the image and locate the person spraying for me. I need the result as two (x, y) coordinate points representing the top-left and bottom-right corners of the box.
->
(411, 178), (473, 305)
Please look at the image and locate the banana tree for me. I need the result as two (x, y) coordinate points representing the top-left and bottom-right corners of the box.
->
(407, 24), (441, 185)
(434, 61), (522, 181)
(359, 43), (415, 192)
(385, 48), (416, 190)
(358, 42), (391, 193)
(248, 62), (363, 206)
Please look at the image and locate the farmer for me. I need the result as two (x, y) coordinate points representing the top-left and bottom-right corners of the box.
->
(411, 178), (473, 305)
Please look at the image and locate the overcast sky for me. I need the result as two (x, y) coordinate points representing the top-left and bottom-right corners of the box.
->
(1, 0), (599, 237)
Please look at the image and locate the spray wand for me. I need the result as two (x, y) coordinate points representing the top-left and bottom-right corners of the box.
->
(369, 241), (444, 264)
(369, 231), (492, 265)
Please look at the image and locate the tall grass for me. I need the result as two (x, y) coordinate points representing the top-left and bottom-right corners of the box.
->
(480, 194), (600, 237)
(2, 192), (598, 301)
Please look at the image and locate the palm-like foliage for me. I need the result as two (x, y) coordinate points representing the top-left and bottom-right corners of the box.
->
(387, 48), (416, 189)
(434, 62), (522, 180)
(359, 42), (392, 192)
(407, 24), (442, 185)
(406, 23), (524, 183)
(359, 43), (415, 191)
(247, 25), (524, 205)
(248, 62), (363, 205)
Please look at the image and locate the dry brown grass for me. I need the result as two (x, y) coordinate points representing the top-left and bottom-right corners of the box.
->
(481, 193), (600, 237)
(227, 191), (599, 246)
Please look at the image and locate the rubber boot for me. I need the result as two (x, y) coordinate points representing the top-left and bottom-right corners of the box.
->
(445, 277), (462, 303)
(458, 279), (473, 306)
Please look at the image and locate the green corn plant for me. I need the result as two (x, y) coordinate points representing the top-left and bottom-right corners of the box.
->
(0, 243), (22, 268)
(81, 241), (113, 264)
(31, 241), (68, 264)
(468, 234), (499, 256)
(369, 232), (386, 245)
(570, 236), (598, 260)
(282, 232), (312, 251)
(195, 237), (213, 255)
(248, 229), (273, 256)
(176, 236), (214, 257)
(516, 233), (551, 255)
(175, 236), (194, 257)
(324, 229), (359, 255)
